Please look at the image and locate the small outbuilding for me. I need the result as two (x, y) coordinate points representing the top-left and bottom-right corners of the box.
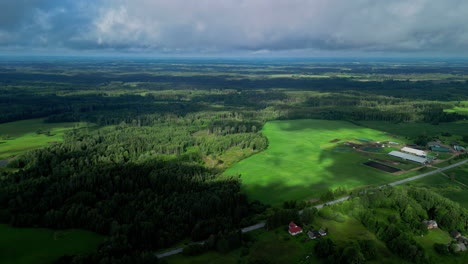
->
(288, 222), (303, 236)
(307, 230), (319, 239)
(457, 236), (468, 245)
(318, 229), (328, 237)
(454, 243), (467, 252)
(431, 147), (450, 152)
(454, 145), (466, 152)
(451, 230), (462, 239)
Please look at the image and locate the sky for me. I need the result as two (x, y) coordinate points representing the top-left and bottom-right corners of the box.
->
(1, 0), (468, 57)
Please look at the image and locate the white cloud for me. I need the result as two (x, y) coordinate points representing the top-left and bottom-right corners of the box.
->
(1, 0), (468, 55)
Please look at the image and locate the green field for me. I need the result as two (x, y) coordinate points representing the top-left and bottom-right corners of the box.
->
(0, 119), (87, 160)
(224, 119), (412, 204)
(0, 224), (104, 264)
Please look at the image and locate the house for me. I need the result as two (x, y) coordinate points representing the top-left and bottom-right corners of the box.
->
(288, 222), (303, 236)
(457, 236), (468, 245)
(451, 230), (461, 239)
(307, 230), (319, 239)
(422, 220), (438, 229)
(454, 243), (467, 252)
(318, 229), (328, 237)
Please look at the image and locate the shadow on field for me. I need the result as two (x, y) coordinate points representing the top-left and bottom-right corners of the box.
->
(238, 120), (393, 205)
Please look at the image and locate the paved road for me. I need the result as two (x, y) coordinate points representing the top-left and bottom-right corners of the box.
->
(155, 222), (267, 258)
(156, 158), (468, 259)
(241, 222), (266, 233)
(388, 159), (468, 186)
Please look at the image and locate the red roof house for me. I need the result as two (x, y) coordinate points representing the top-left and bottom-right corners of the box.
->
(288, 222), (303, 236)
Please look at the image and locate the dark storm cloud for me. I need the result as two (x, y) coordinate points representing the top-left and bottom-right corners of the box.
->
(1, 0), (468, 55)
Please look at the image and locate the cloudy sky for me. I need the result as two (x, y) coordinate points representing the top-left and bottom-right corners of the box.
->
(1, 0), (468, 56)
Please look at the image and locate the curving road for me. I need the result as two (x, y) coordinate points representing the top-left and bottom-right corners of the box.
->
(156, 158), (468, 259)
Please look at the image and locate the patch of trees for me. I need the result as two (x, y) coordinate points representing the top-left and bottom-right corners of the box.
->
(314, 238), (378, 264)
(0, 117), (268, 262)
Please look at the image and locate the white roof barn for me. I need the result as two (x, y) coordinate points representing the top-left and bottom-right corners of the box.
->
(401, 147), (426, 157)
(388, 151), (428, 164)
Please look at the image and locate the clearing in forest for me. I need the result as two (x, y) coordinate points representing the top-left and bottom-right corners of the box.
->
(225, 119), (409, 204)
(0, 118), (88, 160)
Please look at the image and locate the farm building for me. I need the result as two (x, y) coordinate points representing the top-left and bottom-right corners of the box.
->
(455, 243), (467, 252)
(401, 147), (427, 157)
(431, 147), (450, 152)
(288, 222), (303, 236)
(307, 229), (328, 239)
(389, 141), (400, 145)
(422, 220), (438, 229)
(427, 142), (440, 148)
(388, 151), (428, 164)
(318, 229), (328, 237)
(451, 231), (462, 239)
(454, 145), (466, 152)
(307, 230), (319, 239)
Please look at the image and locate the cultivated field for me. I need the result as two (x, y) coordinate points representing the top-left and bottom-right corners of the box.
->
(0, 224), (104, 264)
(224, 119), (414, 204)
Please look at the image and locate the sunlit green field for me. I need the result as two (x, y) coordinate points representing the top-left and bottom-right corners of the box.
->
(0, 119), (87, 160)
(224, 119), (410, 204)
(0, 224), (104, 264)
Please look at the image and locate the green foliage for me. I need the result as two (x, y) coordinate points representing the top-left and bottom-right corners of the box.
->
(314, 238), (336, 258)
(434, 243), (451, 256)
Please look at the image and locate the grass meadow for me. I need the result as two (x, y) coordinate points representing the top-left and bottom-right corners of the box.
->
(224, 119), (410, 204)
(0, 118), (87, 160)
(0, 224), (104, 264)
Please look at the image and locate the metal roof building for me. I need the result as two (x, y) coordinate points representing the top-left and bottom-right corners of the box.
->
(388, 151), (428, 164)
(401, 147), (427, 157)
(431, 147), (450, 152)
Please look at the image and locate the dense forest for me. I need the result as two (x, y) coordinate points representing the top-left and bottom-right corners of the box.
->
(1, 58), (468, 263)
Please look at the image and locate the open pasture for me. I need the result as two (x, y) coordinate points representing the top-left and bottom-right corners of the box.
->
(225, 119), (413, 204)
(0, 118), (87, 160)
